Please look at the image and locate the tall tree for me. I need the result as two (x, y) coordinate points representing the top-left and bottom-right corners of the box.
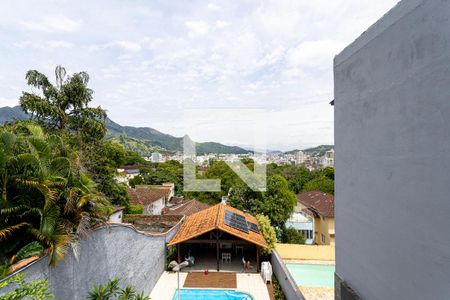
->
(19, 66), (107, 142)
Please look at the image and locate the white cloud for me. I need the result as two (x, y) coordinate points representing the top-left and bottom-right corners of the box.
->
(215, 20), (230, 29)
(89, 41), (141, 52)
(21, 15), (80, 32)
(0, 0), (400, 150)
(287, 40), (346, 68)
(185, 20), (209, 37)
(14, 40), (73, 49)
(207, 3), (220, 11)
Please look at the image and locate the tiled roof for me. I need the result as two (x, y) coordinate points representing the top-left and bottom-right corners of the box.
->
(128, 187), (167, 206)
(167, 203), (268, 248)
(297, 191), (334, 217)
(163, 199), (210, 216)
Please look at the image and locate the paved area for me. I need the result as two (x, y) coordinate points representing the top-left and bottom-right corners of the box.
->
(184, 272), (236, 288)
(150, 271), (271, 300)
(299, 286), (334, 300)
(237, 273), (271, 300)
(150, 271), (187, 300)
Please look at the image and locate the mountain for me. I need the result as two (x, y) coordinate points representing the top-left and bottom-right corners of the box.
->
(286, 145), (334, 157)
(0, 106), (251, 155)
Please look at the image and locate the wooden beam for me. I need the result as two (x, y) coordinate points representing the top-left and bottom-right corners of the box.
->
(256, 246), (260, 272)
(216, 229), (220, 271)
(180, 239), (252, 245)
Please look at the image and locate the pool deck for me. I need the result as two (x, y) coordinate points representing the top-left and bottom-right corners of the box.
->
(150, 271), (271, 300)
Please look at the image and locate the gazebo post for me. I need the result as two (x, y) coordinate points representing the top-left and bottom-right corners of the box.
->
(177, 244), (181, 263)
(216, 230), (220, 271)
(256, 246), (260, 272)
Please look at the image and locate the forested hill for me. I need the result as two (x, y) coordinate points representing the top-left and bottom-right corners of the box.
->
(0, 105), (251, 155)
(286, 145), (334, 157)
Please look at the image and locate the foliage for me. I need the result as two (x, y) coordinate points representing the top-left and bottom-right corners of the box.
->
(271, 275), (286, 300)
(229, 175), (296, 227)
(131, 161), (183, 195)
(256, 214), (276, 255)
(19, 66), (106, 143)
(126, 205), (144, 215)
(0, 123), (111, 267)
(87, 278), (150, 300)
(280, 227), (305, 244)
(302, 176), (334, 194)
(0, 273), (54, 300)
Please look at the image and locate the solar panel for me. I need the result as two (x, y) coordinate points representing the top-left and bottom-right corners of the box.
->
(224, 210), (249, 233)
(247, 222), (260, 233)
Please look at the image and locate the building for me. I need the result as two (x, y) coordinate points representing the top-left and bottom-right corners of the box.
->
(322, 149), (334, 167)
(334, 0), (450, 299)
(128, 185), (173, 215)
(287, 191), (334, 245)
(150, 152), (163, 163)
(295, 151), (307, 165)
(115, 166), (141, 184)
(162, 199), (210, 216)
(167, 203), (267, 272)
(108, 206), (125, 223)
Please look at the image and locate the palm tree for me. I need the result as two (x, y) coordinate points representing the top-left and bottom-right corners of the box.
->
(0, 123), (111, 267)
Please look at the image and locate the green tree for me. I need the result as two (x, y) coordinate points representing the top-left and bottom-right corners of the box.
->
(287, 166), (312, 194)
(280, 227), (305, 244)
(254, 175), (297, 227)
(303, 176), (334, 194)
(19, 66), (106, 142)
(256, 214), (277, 256)
(228, 175), (296, 227)
(0, 123), (111, 266)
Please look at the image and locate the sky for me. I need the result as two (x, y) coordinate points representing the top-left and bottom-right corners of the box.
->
(0, 0), (398, 151)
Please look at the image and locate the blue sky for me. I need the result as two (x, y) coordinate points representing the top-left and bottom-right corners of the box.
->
(0, 0), (398, 151)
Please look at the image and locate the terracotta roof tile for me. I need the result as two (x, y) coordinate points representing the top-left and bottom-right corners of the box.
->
(167, 203), (268, 248)
(163, 200), (210, 216)
(128, 187), (167, 206)
(297, 191), (334, 217)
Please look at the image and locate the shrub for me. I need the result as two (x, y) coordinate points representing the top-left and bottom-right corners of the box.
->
(127, 204), (144, 214)
(0, 273), (54, 300)
(256, 214), (277, 255)
(280, 227), (305, 244)
(87, 278), (150, 300)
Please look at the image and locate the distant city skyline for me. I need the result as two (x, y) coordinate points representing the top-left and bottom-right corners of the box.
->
(0, 0), (398, 151)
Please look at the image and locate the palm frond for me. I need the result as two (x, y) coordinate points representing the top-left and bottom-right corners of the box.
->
(0, 222), (30, 240)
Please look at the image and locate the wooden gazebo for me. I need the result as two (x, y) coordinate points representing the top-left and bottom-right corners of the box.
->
(167, 203), (268, 272)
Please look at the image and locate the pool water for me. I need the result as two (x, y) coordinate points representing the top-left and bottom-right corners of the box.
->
(286, 263), (335, 288)
(172, 289), (253, 300)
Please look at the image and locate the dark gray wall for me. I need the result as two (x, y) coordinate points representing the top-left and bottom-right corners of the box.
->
(271, 251), (305, 300)
(1, 224), (169, 299)
(334, 0), (450, 299)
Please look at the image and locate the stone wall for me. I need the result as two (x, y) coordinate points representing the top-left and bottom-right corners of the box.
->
(1, 224), (172, 299)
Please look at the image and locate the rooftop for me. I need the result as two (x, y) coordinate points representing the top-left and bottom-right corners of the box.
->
(297, 191), (334, 218)
(163, 199), (210, 216)
(168, 203), (267, 248)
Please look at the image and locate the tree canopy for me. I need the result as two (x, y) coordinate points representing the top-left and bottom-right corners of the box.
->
(19, 65), (106, 142)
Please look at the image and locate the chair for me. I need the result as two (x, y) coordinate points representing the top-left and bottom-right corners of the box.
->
(221, 252), (231, 264)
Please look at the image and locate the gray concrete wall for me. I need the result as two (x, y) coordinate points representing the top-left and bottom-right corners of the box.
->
(334, 0), (450, 299)
(271, 251), (305, 300)
(1, 224), (169, 299)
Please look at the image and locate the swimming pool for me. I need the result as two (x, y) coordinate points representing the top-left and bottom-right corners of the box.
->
(286, 263), (335, 288)
(172, 289), (253, 300)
